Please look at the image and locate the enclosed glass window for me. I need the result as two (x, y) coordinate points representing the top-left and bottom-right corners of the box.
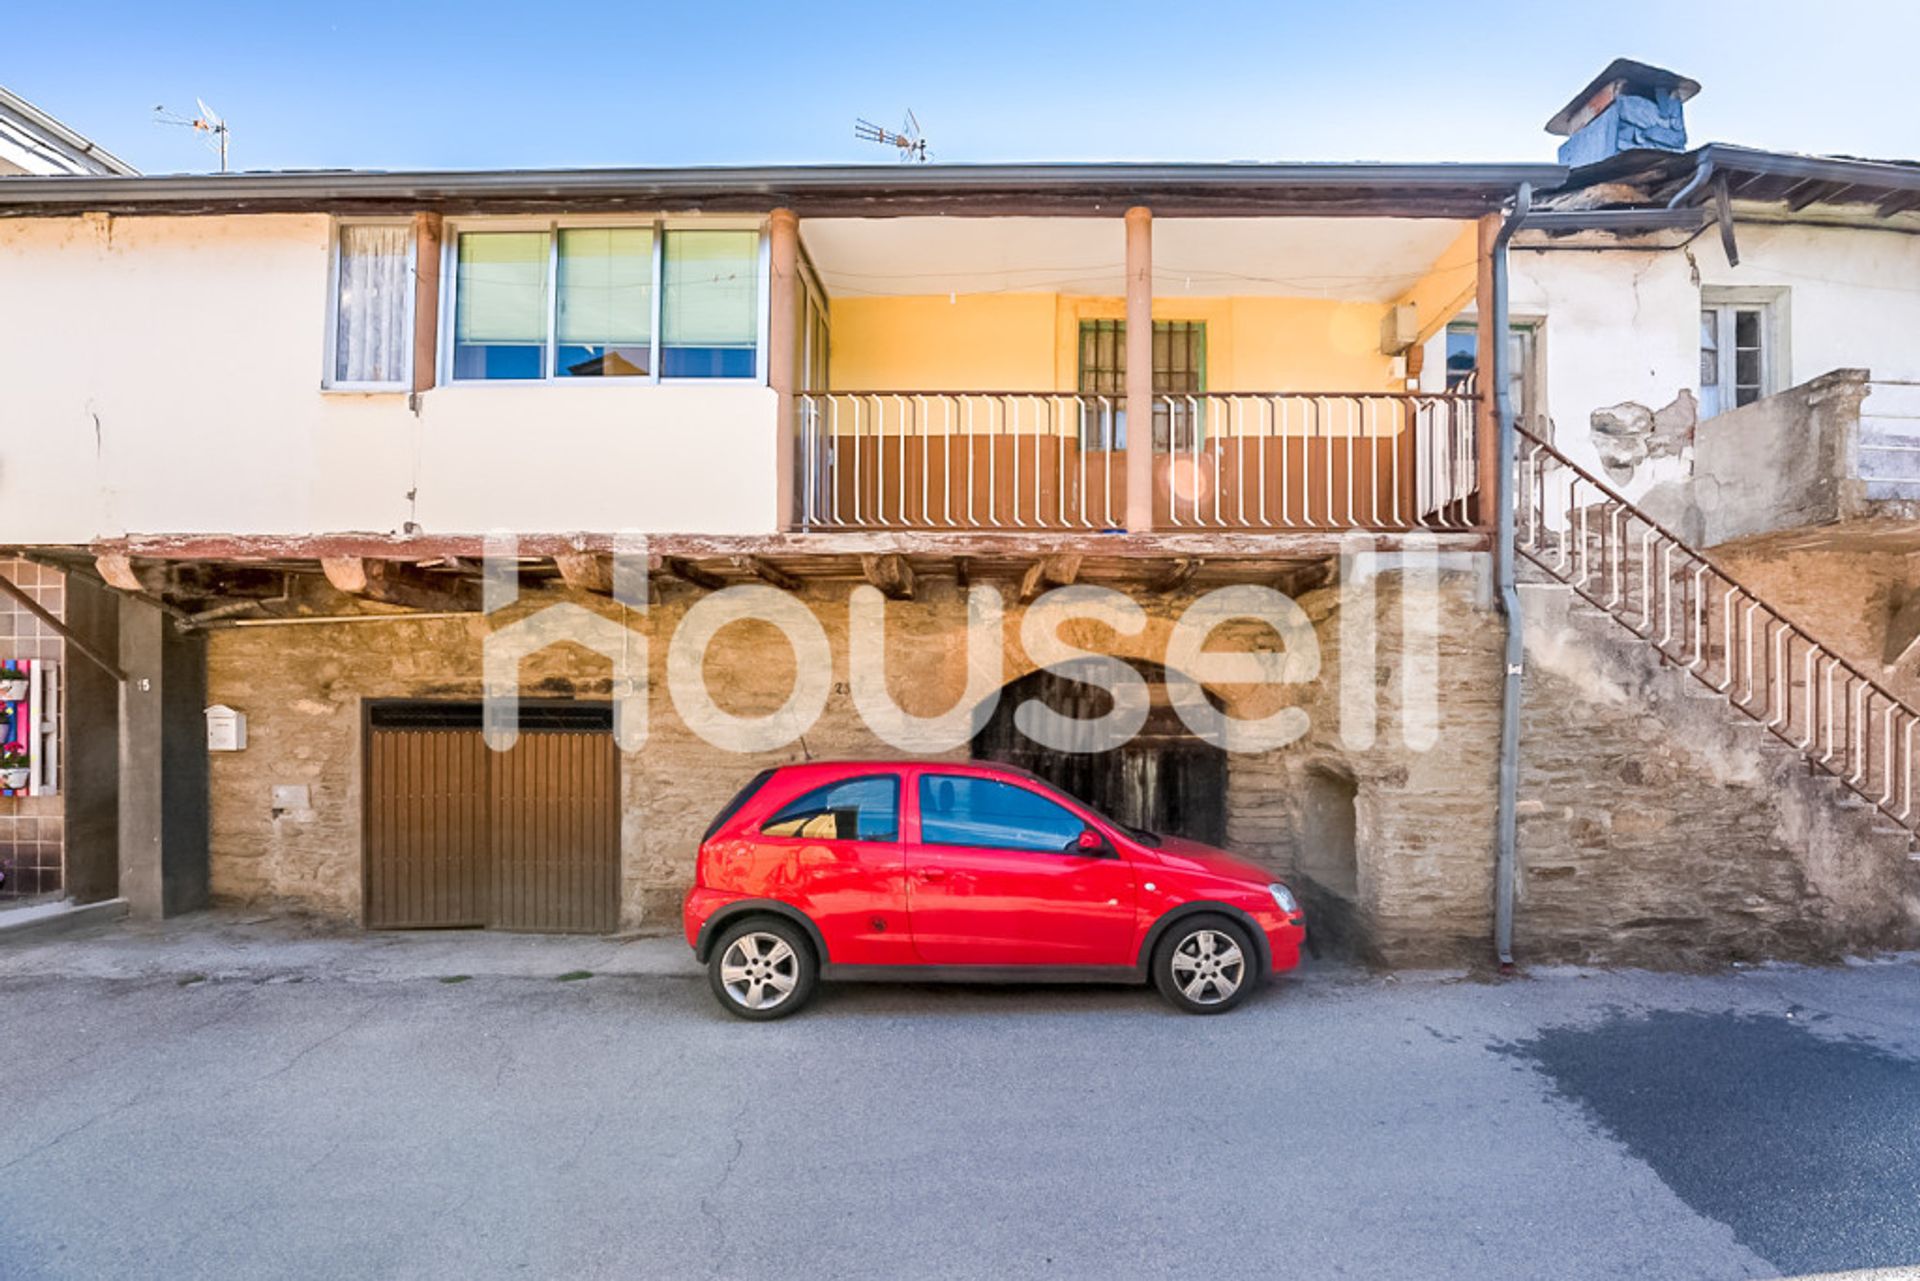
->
(557, 227), (654, 377)
(331, 223), (412, 386)
(662, 230), (760, 378)
(453, 231), (549, 380)
(762, 776), (899, 842)
(1699, 299), (1775, 419)
(918, 776), (1085, 853)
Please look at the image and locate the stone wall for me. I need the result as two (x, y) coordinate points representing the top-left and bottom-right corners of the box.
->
(204, 565), (1503, 961)
(1516, 578), (1920, 965)
(202, 560), (1918, 967)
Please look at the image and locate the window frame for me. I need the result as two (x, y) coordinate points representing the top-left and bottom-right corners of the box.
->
(755, 773), (901, 844)
(323, 217), (417, 393)
(437, 214), (769, 388)
(912, 771), (1097, 856)
(1699, 288), (1789, 418)
(1075, 318), (1209, 451)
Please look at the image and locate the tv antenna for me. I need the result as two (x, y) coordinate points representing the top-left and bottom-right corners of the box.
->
(154, 99), (230, 172)
(855, 110), (928, 162)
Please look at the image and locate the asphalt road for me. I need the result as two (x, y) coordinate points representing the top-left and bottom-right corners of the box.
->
(2, 921), (1917, 1280)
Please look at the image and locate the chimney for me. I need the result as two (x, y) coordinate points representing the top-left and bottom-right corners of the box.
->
(1546, 59), (1699, 167)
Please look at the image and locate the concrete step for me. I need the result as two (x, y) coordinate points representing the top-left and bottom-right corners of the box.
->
(0, 898), (128, 943)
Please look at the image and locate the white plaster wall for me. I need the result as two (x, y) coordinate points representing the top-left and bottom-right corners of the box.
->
(0, 214), (778, 543)
(1426, 219), (1920, 504)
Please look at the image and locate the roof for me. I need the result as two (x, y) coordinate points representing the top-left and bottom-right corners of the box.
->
(0, 160), (1562, 219)
(0, 86), (135, 177)
(1562, 143), (1920, 219)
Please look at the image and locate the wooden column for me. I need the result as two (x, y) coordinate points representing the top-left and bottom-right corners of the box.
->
(411, 212), (443, 395)
(1472, 212), (1501, 528)
(1124, 207), (1154, 531)
(768, 208), (800, 531)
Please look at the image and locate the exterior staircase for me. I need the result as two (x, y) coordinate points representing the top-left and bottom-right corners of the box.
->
(1516, 426), (1920, 851)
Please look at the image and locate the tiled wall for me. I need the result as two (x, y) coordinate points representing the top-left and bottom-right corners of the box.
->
(0, 559), (64, 899)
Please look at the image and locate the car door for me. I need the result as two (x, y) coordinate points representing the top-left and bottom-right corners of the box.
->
(752, 773), (912, 965)
(906, 771), (1137, 966)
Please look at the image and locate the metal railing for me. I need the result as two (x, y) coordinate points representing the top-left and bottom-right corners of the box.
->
(796, 390), (1479, 531)
(1153, 391), (1478, 530)
(1518, 425), (1920, 838)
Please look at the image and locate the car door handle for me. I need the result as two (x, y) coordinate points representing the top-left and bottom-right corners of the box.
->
(915, 868), (947, 882)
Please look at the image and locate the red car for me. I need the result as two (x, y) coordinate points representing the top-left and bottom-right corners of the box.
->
(683, 760), (1305, 1020)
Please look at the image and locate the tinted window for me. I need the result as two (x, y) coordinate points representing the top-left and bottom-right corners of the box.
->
(918, 776), (1084, 853)
(702, 768), (776, 842)
(761, 776), (899, 842)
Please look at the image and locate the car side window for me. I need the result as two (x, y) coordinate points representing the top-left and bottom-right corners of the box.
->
(918, 776), (1084, 853)
(760, 776), (899, 842)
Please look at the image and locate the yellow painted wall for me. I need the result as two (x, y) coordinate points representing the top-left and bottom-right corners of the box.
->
(830, 292), (1403, 393)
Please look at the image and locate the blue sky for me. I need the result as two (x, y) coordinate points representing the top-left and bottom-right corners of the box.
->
(7, 1), (1914, 173)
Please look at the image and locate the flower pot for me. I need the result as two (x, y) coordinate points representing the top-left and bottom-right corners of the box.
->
(0, 769), (29, 790)
(0, 679), (28, 703)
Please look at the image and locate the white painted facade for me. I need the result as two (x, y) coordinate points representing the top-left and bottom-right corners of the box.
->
(0, 214), (779, 542)
(1422, 215), (1920, 502)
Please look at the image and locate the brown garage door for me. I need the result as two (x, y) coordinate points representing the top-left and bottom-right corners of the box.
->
(364, 701), (619, 933)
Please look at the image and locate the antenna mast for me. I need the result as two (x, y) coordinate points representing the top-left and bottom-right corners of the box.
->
(154, 99), (231, 172)
(854, 110), (929, 162)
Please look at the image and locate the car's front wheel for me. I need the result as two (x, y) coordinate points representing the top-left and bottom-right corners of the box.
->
(1153, 915), (1256, 1015)
(708, 917), (817, 1021)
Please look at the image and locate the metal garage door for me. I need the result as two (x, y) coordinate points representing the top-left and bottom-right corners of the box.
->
(364, 701), (619, 933)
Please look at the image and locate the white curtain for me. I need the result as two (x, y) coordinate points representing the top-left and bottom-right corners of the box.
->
(334, 224), (411, 384)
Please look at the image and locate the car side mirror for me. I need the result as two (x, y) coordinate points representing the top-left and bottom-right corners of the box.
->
(1071, 828), (1109, 856)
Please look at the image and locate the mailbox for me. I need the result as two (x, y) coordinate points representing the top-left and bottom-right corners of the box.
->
(205, 704), (247, 752)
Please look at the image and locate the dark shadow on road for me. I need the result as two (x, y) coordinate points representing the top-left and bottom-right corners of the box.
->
(1504, 1009), (1920, 1276)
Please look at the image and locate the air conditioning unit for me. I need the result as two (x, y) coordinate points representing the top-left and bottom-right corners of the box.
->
(1379, 303), (1418, 356)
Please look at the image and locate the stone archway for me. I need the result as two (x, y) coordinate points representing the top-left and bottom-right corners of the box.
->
(971, 659), (1228, 846)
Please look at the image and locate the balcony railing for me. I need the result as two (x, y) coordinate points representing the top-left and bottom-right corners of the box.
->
(796, 390), (1479, 532)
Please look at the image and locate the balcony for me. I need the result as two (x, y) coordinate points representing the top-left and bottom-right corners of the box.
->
(795, 389), (1478, 531)
(783, 211), (1499, 541)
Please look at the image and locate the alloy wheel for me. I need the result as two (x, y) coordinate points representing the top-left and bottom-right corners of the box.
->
(719, 932), (800, 1011)
(1170, 929), (1245, 1005)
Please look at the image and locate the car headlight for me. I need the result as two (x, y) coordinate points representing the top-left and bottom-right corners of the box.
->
(1268, 883), (1298, 915)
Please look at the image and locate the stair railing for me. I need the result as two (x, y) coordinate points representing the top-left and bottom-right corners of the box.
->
(1517, 426), (1920, 836)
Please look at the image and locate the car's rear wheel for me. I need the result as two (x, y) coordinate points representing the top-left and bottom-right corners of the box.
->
(1154, 915), (1256, 1015)
(708, 917), (817, 1021)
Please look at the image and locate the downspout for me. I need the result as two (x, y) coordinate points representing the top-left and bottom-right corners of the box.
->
(1492, 182), (1532, 970)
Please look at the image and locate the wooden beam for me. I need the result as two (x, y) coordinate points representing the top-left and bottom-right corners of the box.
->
(739, 556), (803, 592)
(94, 552), (163, 594)
(1785, 180), (1853, 212)
(320, 557), (479, 611)
(97, 529), (1492, 562)
(661, 557), (728, 592)
(860, 553), (915, 601)
(1147, 557), (1199, 595)
(1019, 552), (1083, 602)
(1877, 189), (1920, 219)
(1124, 206), (1153, 532)
(768, 208), (800, 530)
(553, 552), (614, 595)
(1473, 211), (1500, 529)
(1273, 559), (1335, 599)
(411, 212), (443, 395)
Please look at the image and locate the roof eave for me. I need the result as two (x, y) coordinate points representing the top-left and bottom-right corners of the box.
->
(0, 161), (1564, 219)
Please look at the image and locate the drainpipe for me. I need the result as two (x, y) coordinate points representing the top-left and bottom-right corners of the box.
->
(1493, 182), (1532, 970)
